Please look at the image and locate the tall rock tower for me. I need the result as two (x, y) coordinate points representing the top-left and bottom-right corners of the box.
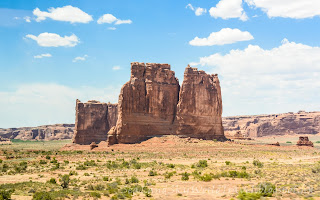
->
(108, 62), (180, 144)
(175, 65), (224, 139)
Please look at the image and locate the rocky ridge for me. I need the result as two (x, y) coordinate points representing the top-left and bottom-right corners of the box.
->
(223, 111), (320, 138)
(0, 124), (74, 141)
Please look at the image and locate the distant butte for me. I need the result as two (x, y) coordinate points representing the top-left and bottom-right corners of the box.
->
(72, 62), (226, 145)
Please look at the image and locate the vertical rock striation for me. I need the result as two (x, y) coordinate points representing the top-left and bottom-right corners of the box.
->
(73, 100), (117, 145)
(108, 62), (180, 144)
(175, 65), (224, 140)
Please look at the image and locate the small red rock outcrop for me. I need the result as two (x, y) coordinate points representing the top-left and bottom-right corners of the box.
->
(296, 136), (314, 147)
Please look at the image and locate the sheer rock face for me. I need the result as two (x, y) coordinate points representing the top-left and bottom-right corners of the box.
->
(108, 62), (180, 144)
(73, 100), (118, 145)
(108, 63), (225, 144)
(175, 66), (224, 140)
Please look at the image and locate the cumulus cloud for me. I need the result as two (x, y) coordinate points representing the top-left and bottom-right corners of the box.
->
(73, 55), (88, 62)
(108, 27), (116, 31)
(191, 39), (320, 116)
(0, 83), (120, 128)
(186, 4), (207, 16)
(33, 5), (93, 23)
(112, 66), (121, 71)
(26, 32), (79, 47)
(245, 0), (320, 19)
(97, 14), (132, 25)
(210, 0), (248, 21)
(34, 53), (52, 59)
(189, 28), (254, 46)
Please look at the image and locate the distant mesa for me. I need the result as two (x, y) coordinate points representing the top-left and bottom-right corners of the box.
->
(224, 110), (320, 138)
(72, 62), (226, 145)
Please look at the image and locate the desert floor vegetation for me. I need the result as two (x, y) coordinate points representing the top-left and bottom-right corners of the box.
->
(0, 136), (319, 199)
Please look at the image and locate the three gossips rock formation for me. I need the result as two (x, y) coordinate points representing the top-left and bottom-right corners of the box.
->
(73, 62), (225, 145)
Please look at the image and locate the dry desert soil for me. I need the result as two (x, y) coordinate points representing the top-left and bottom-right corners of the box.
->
(0, 135), (320, 200)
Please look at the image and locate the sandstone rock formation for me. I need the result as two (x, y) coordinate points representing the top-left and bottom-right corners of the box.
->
(297, 136), (314, 147)
(175, 66), (224, 140)
(108, 63), (225, 144)
(223, 111), (320, 138)
(0, 124), (74, 141)
(72, 100), (118, 145)
(108, 62), (180, 144)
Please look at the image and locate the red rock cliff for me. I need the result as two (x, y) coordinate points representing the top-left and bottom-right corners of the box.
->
(108, 62), (180, 144)
(108, 63), (225, 144)
(73, 100), (118, 145)
(175, 65), (224, 140)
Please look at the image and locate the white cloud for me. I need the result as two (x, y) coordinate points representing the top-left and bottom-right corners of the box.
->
(191, 39), (320, 116)
(115, 19), (132, 25)
(24, 16), (31, 23)
(33, 5), (93, 23)
(112, 66), (121, 71)
(245, 0), (320, 19)
(108, 27), (116, 31)
(0, 83), (120, 128)
(189, 28), (254, 46)
(34, 53), (52, 59)
(209, 0), (248, 21)
(73, 55), (88, 62)
(186, 4), (207, 16)
(97, 14), (132, 25)
(26, 32), (79, 47)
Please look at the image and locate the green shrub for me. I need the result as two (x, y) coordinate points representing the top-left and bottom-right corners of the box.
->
(181, 172), (189, 181)
(103, 176), (109, 181)
(237, 190), (261, 200)
(130, 176), (139, 183)
(84, 160), (96, 167)
(0, 159), (3, 164)
(253, 160), (263, 168)
(50, 158), (57, 164)
(69, 171), (78, 176)
(199, 174), (212, 182)
(286, 141), (292, 144)
(48, 178), (56, 184)
(45, 155), (51, 160)
(33, 191), (52, 200)
(0, 189), (14, 200)
(195, 160), (208, 168)
(316, 141), (320, 143)
(312, 163), (320, 173)
(167, 164), (175, 168)
(76, 165), (87, 170)
(258, 182), (276, 197)
(39, 160), (47, 165)
(90, 191), (101, 198)
(60, 175), (70, 189)
(225, 161), (231, 165)
(164, 172), (175, 179)
(148, 170), (157, 176)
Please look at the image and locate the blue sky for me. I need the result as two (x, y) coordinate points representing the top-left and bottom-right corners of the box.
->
(1, 0), (320, 128)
